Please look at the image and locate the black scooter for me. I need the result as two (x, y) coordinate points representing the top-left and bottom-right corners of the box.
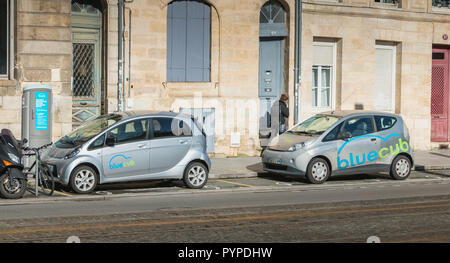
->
(0, 129), (27, 199)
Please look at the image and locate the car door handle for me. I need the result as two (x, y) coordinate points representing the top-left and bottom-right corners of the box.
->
(137, 143), (147, 148)
(179, 139), (189, 144)
(371, 138), (377, 142)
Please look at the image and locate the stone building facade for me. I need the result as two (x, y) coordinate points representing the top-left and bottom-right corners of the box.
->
(1, 0), (450, 156)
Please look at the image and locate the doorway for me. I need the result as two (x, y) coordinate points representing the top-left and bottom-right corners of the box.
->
(71, 1), (105, 128)
(431, 47), (450, 142)
(258, 0), (288, 138)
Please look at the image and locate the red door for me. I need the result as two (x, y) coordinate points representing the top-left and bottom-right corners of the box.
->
(431, 48), (450, 142)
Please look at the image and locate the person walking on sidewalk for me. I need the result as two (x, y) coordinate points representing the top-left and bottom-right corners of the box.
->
(278, 94), (289, 134)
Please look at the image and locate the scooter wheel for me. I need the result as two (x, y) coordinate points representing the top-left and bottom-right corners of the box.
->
(0, 173), (27, 199)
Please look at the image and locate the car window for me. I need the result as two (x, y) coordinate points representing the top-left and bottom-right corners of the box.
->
(374, 116), (397, 131)
(151, 117), (192, 139)
(323, 122), (343, 142)
(289, 115), (341, 135)
(341, 116), (375, 137)
(88, 134), (105, 150)
(108, 119), (148, 144)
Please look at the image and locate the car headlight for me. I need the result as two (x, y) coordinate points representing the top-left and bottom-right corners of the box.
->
(65, 147), (81, 159)
(287, 142), (305, 152)
(7, 153), (20, 164)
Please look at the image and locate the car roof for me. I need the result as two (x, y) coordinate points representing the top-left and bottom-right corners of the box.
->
(112, 110), (192, 121)
(320, 110), (399, 118)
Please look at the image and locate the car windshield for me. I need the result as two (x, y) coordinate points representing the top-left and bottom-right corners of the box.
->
(288, 115), (341, 135)
(56, 114), (123, 148)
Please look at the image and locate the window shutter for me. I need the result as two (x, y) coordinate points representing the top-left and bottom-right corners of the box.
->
(167, 1), (187, 82)
(374, 47), (395, 112)
(313, 44), (333, 66)
(167, 0), (210, 82)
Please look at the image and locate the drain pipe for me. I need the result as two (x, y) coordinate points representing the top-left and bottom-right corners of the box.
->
(123, 0), (134, 110)
(117, 0), (124, 112)
(122, 5), (127, 110)
(294, 0), (302, 124)
(127, 7), (132, 99)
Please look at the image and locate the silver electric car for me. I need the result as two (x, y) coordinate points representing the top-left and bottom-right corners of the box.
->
(262, 111), (414, 184)
(43, 111), (211, 194)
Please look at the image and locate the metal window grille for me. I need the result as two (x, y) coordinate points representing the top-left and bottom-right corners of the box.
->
(431, 66), (446, 115)
(72, 43), (95, 97)
(260, 0), (286, 24)
(433, 0), (450, 7)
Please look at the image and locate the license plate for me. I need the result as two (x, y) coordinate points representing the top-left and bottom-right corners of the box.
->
(270, 159), (282, 164)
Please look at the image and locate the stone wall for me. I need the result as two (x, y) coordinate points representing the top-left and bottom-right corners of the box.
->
(301, 0), (450, 151)
(114, 0), (296, 156)
(2, 0), (450, 154)
(0, 0), (73, 140)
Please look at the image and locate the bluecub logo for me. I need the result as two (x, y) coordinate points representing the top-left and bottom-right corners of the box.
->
(109, 154), (135, 170)
(337, 134), (409, 170)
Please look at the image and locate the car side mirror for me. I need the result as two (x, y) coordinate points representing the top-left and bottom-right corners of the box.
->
(338, 132), (352, 140)
(105, 135), (117, 146)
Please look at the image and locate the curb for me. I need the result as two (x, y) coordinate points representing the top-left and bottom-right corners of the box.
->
(209, 172), (259, 179)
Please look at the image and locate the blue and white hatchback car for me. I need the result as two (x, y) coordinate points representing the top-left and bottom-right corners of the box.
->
(262, 111), (414, 184)
(43, 111), (211, 194)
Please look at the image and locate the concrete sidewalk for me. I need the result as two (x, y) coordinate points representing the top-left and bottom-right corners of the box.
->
(209, 150), (450, 179)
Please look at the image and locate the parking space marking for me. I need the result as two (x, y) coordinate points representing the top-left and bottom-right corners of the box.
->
(212, 179), (255, 188)
(53, 190), (73, 197)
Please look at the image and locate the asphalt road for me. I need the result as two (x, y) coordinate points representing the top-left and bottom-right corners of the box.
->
(1, 170), (450, 242)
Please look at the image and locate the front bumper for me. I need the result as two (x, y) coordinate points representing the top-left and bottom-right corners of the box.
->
(41, 157), (72, 185)
(261, 149), (307, 176)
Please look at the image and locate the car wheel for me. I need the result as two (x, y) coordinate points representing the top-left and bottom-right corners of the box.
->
(306, 158), (330, 184)
(183, 162), (208, 189)
(390, 155), (411, 180)
(70, 165), (98, 194)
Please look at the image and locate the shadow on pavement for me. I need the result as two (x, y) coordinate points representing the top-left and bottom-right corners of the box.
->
(258, 171), (392, 184)
(418, 170), (450, 178)
(246, 162), (264, 173)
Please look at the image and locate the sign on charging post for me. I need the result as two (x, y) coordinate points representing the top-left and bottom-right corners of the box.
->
(35, 92), (49, 131)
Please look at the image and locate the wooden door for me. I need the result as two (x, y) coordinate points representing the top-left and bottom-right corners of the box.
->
(431, 48), (449, 142)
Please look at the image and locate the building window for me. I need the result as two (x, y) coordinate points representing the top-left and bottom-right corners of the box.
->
(167, 0), (211, 82)
(0, 0), (13, 78)
(374, 44), (396, 112)
(433, 0), (450, 8)
(312, 42), (336, 109)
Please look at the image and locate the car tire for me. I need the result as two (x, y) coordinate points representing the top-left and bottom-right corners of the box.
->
(183, 162), (208, 189)
(70, 165), (98, 194)
(390, 155), (411, 180)
(305, 157), (331, 184)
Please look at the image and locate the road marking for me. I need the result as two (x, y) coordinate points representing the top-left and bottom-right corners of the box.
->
(213, 179), (255, 188)
(37, 187), (72, 197)
(2, 202), (450, 236)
